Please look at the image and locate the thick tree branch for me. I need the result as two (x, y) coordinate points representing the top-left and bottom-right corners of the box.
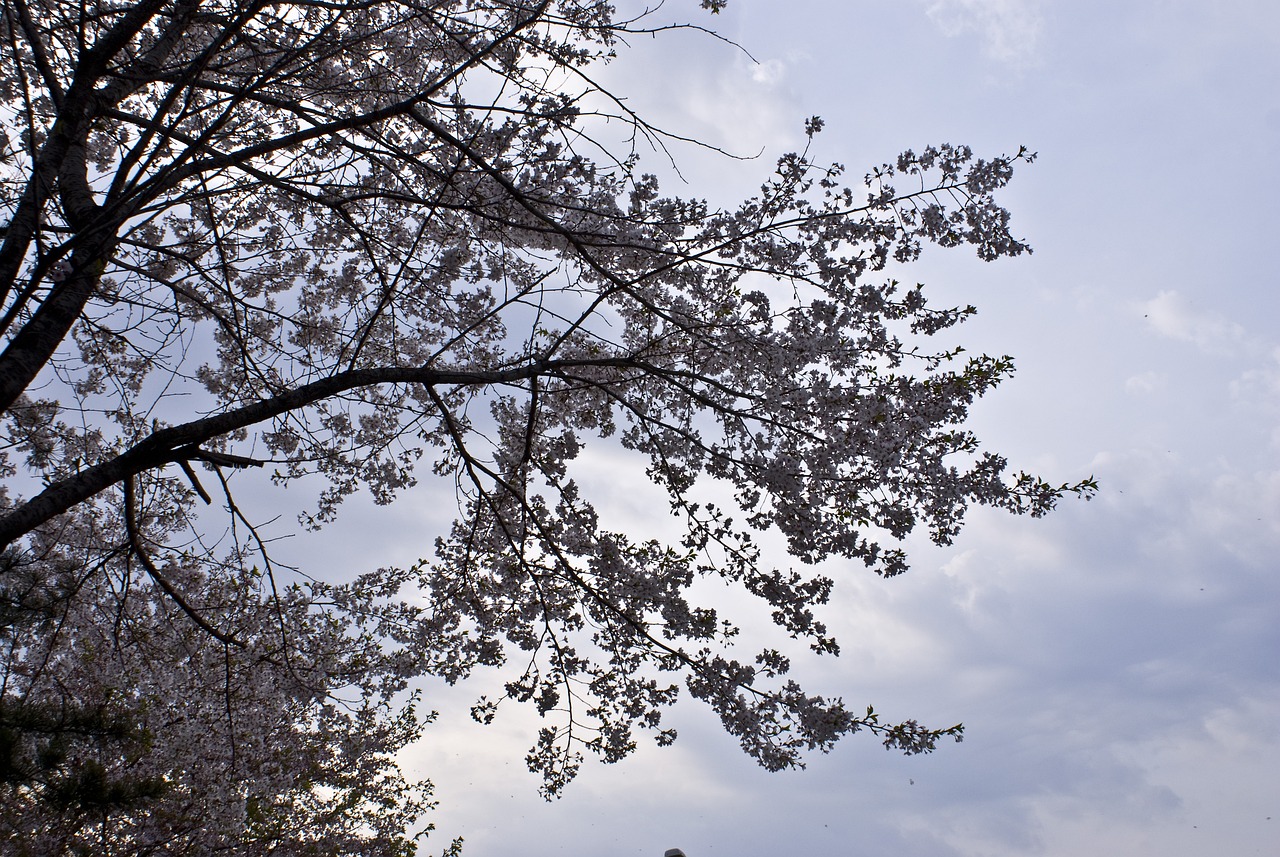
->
(0, 0), (204, 405)
(0, 0), (176, 304)
(0, 360), (561, 548)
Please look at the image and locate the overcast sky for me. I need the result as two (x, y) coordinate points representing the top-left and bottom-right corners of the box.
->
(301, 2), (1280, 855)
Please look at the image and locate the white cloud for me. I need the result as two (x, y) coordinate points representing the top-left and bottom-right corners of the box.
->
(1140, 290), (1253, 356)
(749, 57), (786, 85)
(672, 55), (800, 158)
(924, 0), (1046, 65)
(1230, 346), (1280, 404)
(1197, 467), (1280, 564)
(1125, 371), (1165, 394)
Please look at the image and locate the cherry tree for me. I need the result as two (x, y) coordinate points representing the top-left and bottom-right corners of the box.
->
(0, 0), (1092, 850)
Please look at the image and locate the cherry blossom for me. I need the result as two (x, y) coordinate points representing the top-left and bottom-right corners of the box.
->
(0, 0), (1093, 848)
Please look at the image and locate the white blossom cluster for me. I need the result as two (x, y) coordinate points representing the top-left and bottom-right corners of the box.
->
(0, 527), (435, 853)
(0, 0), (1093, 846)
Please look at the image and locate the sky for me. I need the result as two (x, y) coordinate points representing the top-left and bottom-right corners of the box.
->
(297, 2), (1280, 855)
